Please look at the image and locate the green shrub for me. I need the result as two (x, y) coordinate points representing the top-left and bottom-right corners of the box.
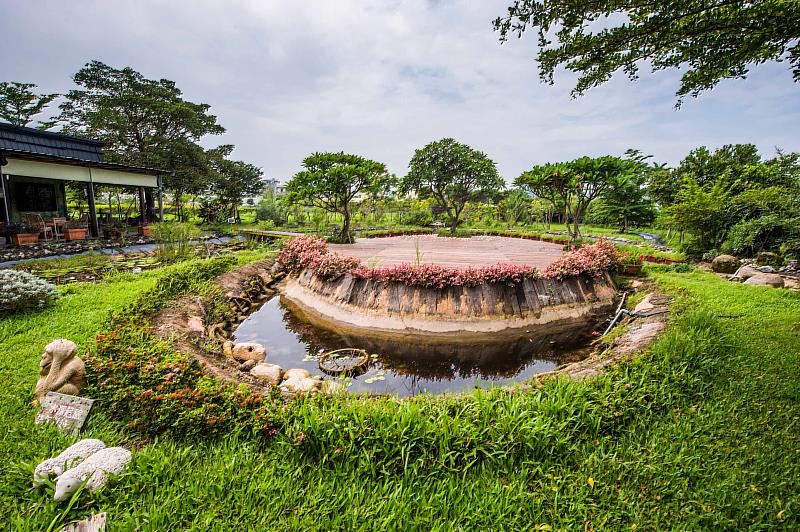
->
(0, 270), (59, 312)
(152, 222), (201, 262)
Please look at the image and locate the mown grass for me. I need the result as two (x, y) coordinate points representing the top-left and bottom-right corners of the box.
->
(1, 264), (798, 529)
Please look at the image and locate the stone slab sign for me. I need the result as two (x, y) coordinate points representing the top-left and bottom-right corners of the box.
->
(35, 392), (95, 435)
(59, 512), (107, 532)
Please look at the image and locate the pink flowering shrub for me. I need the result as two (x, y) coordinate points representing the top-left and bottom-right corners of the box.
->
(277, 235), (329, 270)
(542, 240), (622, 280)
(350, 263), (540, 288)
(308, 253), (361, 280)
(278, 236), (621, 288)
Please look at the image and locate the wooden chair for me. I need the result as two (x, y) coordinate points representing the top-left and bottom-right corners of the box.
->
(25, 213), (53, 241)
(50, 217), (67, 240)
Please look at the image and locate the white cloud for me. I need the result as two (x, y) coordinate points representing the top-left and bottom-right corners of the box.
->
(3, 0), (799, 182)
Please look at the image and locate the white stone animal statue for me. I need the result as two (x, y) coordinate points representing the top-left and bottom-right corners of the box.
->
(33, 438), (107, 487)
(53, 447), (132, 501)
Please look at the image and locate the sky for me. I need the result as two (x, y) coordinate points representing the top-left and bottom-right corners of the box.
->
(4, 0), (800, 183)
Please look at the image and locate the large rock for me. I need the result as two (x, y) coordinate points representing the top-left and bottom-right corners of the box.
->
(755, 252), (781, 268)
(711, 254), (740, 274)
(251, 363), (284, 385)
(283, 368), (311, 380)
(743, 273), (784, 288)
(731, 264), (761, 281)
(231, 342), (266, 363)
(280, 376), (322, 394)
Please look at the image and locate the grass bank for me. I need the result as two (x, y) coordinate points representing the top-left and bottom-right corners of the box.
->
(1, 264), (798, 529)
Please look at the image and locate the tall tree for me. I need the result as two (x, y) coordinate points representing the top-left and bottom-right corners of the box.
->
(207, 146), (264, 222)
(516, 155), (631, 238)
(0, 82), (58, 127)
(285, 152), (391, 243)
(494, 1), (800, 103)
(55, 61), (225, 219)
(401, 138), (504, 234)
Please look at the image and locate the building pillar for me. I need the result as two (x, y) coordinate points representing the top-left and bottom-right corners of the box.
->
(138, 186), (146, 226)
(157, 176), (164, 222)
(0, 171), (10, 225)
(86, 181), (99, 237)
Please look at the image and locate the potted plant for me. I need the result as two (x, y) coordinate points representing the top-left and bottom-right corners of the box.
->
(101, 222), (126, 240)
(10, 224), (40, 246)
(621, 252), (644, 275)
(64, 221), (89, 241)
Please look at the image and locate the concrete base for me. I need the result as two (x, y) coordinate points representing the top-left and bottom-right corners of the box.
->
(281, 272), (617, 342)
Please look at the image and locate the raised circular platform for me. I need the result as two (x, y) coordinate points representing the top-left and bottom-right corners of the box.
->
(328, 235), (564, 269)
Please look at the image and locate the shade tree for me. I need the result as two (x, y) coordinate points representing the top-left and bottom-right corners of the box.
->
(401, 138), (504, 234)
(0, 82), (58, 127)
(516, 155), (631, 239)
(285, 152), (392, 243)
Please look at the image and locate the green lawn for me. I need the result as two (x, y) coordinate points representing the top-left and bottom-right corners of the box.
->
(1, 265), (798, 529)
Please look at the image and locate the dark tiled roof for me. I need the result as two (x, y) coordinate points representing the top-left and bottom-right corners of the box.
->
(0, 122), (104, 162)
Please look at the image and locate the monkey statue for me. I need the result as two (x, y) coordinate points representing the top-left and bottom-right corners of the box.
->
(34, 339), (87, 404)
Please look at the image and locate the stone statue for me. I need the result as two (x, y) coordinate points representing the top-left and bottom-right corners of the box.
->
(34, 339), (87, 403)
(53, 446), (132, 501)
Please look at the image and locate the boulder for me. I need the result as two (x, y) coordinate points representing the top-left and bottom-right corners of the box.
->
(280, 376), (322, 394)
(711, 254), (740, 274)
(731, 265), (761, 281)
(743, 273), (784, 288)
(755, 251), (781, 268)
(231, 342), (266, 362)
(283, 368), (311, 380)
(251, 363), (284, 385)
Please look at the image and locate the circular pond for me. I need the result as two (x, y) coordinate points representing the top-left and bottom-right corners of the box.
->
(233, 295), (597, 396)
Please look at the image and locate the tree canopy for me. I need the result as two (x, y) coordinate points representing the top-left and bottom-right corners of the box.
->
(285, 152), (392, 243)
(516, 155), (631, 238)
(401, 138), (503, 233)
(494, 1), (800, 103)
(55, 61), (226, 217)
(0, 82), (58, 127)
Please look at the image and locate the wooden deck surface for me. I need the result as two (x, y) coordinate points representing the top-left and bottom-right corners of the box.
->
(329, 235), (564, 268)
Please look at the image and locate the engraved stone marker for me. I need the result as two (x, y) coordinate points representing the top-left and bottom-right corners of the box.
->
(35, 392), (95, 435)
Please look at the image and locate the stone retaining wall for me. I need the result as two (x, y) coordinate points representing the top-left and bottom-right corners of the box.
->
(282, 270), (618, 340)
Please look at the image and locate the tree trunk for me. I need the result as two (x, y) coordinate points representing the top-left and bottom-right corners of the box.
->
(341, 210), (352, 243)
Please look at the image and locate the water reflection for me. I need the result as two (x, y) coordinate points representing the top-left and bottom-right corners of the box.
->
(233, 296), (594, 396)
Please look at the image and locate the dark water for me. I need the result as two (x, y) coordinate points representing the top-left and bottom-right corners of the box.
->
(233, 296), (596, 396)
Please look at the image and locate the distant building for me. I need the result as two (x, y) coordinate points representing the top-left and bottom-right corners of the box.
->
(262, 178), (286, 196)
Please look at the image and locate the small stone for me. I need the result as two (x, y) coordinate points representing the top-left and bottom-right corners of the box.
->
(231, 342), (266, 362)
(711, 254), (740, 274)
(250, 363), (284, 384)
(743, 273), (784, 288)
(187, 316), (204, 334)
(239, 360), (257, 372)
(280, 376), (322, 394)
(222, 340), (234, 358)
(283, 368), (311, 380)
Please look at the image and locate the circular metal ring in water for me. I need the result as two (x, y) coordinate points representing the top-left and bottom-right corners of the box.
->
(318, 348), (370, 377)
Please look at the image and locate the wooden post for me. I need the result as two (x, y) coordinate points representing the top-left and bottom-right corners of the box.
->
(138, 186), (146, 226)
(157, 176), (164, 222)
(0, 167), (10, 225)
(86, 181), (99, 238)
